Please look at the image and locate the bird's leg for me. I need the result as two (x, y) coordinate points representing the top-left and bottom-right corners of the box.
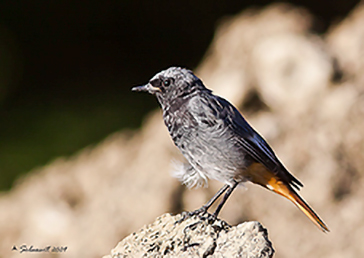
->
(190, 184), (230, 216)
(208, 180), (239, 222)
(176, 184), (229, 224)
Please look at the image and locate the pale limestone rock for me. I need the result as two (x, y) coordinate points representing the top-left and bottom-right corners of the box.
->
(104, 213), (274, 258)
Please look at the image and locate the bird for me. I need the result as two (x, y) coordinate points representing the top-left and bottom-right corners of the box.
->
(132, 66), (329, 232)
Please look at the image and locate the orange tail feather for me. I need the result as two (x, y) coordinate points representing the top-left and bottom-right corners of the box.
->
(267, 177), (330, 233)
(247, 163), (329, 232)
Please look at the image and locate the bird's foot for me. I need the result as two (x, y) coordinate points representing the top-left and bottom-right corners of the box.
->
(175, 207), (208, 224)
(188, 207), (208, 217)
(205, 212), (218, 224)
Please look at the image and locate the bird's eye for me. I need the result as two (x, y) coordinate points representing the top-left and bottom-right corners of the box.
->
(163, 79), (171, 87)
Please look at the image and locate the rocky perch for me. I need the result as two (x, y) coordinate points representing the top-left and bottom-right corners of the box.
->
(103, 213), (274, 258)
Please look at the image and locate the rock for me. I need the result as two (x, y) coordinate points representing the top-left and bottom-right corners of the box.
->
(104, 213), (274, 258)
(327, 2), (364, 84)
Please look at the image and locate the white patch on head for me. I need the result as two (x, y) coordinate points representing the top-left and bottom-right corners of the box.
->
(171, 160), (208, 188)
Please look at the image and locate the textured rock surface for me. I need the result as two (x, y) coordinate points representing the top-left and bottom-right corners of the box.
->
(104, 213), (274, 258)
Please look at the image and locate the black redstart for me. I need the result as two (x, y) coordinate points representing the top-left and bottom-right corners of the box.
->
(132, 67), (329, 232)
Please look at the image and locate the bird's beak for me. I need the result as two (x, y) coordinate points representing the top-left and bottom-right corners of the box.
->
(132, 83), (161, 94)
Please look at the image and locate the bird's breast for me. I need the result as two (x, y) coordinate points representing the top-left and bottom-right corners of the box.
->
(164, 106), (254, 185)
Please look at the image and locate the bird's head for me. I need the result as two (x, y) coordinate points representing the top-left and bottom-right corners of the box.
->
(132, 67), (209, 108)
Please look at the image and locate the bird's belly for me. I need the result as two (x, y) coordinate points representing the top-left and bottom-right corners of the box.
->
(176, 129), (252, 184)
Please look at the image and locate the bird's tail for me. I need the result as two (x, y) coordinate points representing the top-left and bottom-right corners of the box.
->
(248, 163), (329, 232)
(265, 176), (329, 232)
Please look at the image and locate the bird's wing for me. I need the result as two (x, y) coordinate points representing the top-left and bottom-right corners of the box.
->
(214, 96), (303, 189)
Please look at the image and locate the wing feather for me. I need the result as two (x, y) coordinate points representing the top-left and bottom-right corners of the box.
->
(214, 96), (303, 189)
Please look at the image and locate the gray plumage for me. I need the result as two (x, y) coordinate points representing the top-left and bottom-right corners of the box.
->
(132, 66), (329, 232)
(133, 67), (301, 189)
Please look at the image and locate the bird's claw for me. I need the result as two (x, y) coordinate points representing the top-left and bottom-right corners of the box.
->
(175, 207), (208, 224)
(206, 213), (218, 224)
(188, 207), (208, 217)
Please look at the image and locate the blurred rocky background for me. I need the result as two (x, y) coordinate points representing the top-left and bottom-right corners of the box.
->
(1, 1), (364, 258)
